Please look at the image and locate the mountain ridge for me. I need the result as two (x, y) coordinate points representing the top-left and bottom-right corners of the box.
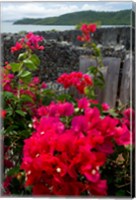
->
(13, 9), (131, 25)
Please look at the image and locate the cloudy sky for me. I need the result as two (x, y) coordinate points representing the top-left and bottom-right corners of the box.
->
(1, 1), (132, 21)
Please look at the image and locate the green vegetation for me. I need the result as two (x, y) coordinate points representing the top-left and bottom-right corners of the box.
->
(14, 9), (131, 26)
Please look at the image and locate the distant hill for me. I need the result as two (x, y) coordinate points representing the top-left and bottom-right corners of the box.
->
(14, 9), (131, 26)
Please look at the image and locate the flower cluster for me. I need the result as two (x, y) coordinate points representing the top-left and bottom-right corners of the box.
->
(21, 98), (131, 196)
(77, 23), (96, 42)
(57, 72), (93, 94)
(122, 108), (135, 143)
(2, 63), (47, 115)
(3, 29), (133, 197)
(11, 32), (44, 53)
(2, 64), (15, 92)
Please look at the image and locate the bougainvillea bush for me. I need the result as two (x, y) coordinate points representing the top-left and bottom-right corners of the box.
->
(1, 24), (134, 197)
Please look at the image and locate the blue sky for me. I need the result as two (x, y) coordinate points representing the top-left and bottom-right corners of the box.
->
(1, 1), (132, 21)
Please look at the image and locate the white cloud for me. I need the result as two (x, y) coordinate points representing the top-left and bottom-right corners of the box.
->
(81, 3), (113, 11)
(1, 2), (132, 21)
(1, 2), (80, 20)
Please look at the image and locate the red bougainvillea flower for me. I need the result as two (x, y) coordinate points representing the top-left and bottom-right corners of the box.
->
(77, 23), (97, 42)
(1, 110), (7, 118)
(57, 72), (93, 94)
(77, 34), (90, 42)
(88, 24), (97, 33)
(3, 176), (12, 195)
(81, 24), (89, 34)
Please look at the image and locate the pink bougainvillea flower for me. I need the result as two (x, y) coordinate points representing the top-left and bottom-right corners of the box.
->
(114, 125), (131, 145)
(123, 108), (135, 121)
(122, 108), (135, 143)
(72, 115), (88, 133)
(11, 32), (44, 53)
(25, 32), (44, 50)
(41, 82), (47, 89)
(96, 139), (114, 154)
(37, 106), (48, 117)
(32, 77), (40, 84)
(85, 107), (101, 129)
(102, 103), (110, 111)
(88, 179), (108, 196)
(98, 116), (119, 137)
(58, 102), (74, 117)
(86, 129), (104, 148)
(77, 97), (90, 110)
(20, 91), (131, 196)
(11, 42), (23, 53)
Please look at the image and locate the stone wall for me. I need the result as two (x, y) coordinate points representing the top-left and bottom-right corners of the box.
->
(1, 27), (132, 82)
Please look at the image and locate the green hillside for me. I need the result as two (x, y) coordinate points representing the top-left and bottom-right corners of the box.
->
(14, 9), (131, 25)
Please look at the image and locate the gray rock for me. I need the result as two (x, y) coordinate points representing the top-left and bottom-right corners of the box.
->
(1, 27), (131, 82)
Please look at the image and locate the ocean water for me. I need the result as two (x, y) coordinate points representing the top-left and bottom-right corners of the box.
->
(1, 21), (129, 34)
(1, 21), (76, 33)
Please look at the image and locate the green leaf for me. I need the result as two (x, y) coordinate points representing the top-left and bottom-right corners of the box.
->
(15, 110), (27, 116)
(3, 91), (15, 99)
(18, 52), (28, 61)
(21, 94), (33, 103)
(5, 125), (19, 132)
(115, 189), (126, 196)
(10, 63), (20, 72)
(21, 76), (32, 83)
(6, 107), (13, 116)
(29, 54), (40, 66)
(7, 166), (20, 176)
(17, 69), (24, 77)
(25, 186), (32, 194)
(84, 87), (95, 99)
(20, 70), (31, 78)
(94, 78), (104, 87)
(108, 109), (119, 117)
(88, 66), (98, 76)
(19, 70), (32, 83)
(23, 59), (37, 70)
(57, 93), (74, 102)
